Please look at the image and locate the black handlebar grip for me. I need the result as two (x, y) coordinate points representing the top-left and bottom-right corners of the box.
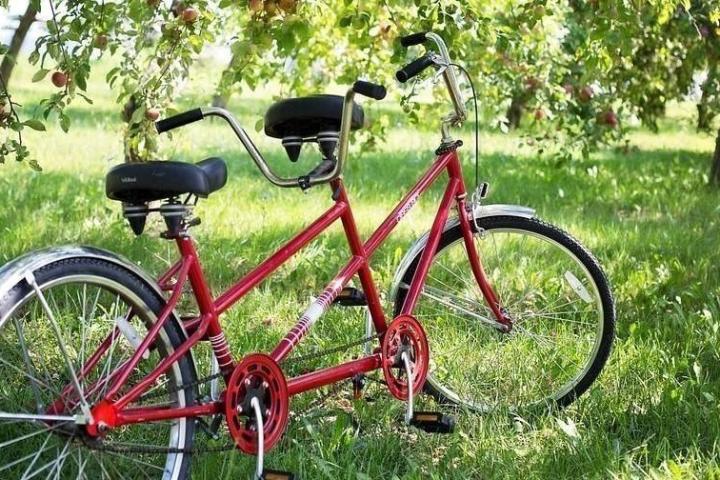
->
(400, 32), (427, 47)
(155, 108), (204, 134)
(353, 80), (387, 100)
(396, 54), (435, 83)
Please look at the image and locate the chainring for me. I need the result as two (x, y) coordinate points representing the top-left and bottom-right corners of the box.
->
(225, 353), (289, 455)
(381, 314), (430, 401)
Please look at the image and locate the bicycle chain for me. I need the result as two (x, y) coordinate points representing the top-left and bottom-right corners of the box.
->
(86, 333), (382, 456)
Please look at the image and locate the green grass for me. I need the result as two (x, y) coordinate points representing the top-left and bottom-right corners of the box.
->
(1, 57), (720, 479)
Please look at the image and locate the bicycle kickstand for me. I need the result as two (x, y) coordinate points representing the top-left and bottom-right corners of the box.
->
(250, 397), (296, 480)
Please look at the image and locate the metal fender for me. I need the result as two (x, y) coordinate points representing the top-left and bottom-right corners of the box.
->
(0, 245), (181, 332)
(388, 204), (536, 302)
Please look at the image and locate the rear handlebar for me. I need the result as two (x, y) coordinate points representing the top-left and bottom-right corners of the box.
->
(155, 108), (204, 134)
(155, 79), (386, 189)
(352, 80), (387, 100)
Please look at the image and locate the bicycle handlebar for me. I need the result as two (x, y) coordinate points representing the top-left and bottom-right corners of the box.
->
(353, 80), (387, 100)
(400, 31), (427, 47)
(398, 31), (467, 137)
(155, 108), (204, 134)
(396, 54), (434, 83)
(156, 78), (384, 189)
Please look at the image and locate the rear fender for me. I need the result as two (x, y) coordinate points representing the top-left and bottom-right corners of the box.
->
(0, 245), (187, 341)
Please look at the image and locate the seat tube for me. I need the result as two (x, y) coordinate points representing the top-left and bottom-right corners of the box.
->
(330, 179), (388, 333)
(175, 235), (234, 372)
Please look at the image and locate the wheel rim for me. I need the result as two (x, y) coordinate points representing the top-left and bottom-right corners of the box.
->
(0, 274), (189, 479)
(403, 227), (605, 412)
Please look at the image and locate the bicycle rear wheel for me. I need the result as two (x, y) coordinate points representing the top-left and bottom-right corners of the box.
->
(0, 257), (197, 479)
(392, 215), (614, 412)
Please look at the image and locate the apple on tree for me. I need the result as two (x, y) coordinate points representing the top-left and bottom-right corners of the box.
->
(145, 108), (161, 121)
(94, 34), (108, 50)
(51, 71), (68, 88)
(182, 7), (200, 23)
(578, 85), (594, 103)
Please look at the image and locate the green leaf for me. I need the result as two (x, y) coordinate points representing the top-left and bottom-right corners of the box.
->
(129, 106), (145, 126)
(27, 159), (43, 171)
(23, 119), (46, 131)
(59, 113), (71, 133)
(77, 93), (94, 105)
(73, 71), (87, 91)
(254, 118), (264, 132)
(31, 69), (50, 82)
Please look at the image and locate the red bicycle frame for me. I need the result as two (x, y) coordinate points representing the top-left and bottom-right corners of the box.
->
(68, 147), (507, 432)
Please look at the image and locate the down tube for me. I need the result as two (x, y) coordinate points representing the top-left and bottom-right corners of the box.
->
(401, 177), (460, 314)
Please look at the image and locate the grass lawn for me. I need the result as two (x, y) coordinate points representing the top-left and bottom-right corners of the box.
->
(1, 58), (720, 479)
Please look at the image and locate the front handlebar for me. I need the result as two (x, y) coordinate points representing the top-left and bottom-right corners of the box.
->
(399, 31), (427, 47)
(398, 31), (467, 139)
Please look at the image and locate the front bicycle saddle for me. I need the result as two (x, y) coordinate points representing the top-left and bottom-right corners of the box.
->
(264, 94), (364, 161)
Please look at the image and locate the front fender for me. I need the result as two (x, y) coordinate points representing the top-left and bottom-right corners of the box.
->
(388, 204), (536, 302)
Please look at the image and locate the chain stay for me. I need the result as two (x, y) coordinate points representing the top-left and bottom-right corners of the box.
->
(88, 333), (381, 455)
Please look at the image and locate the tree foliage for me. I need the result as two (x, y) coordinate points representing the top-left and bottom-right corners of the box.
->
(1, 0), (720, 175)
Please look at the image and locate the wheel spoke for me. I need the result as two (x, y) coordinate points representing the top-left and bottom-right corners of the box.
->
(0, 270), (192, 478)
(397, 219), (609, 411)
(25, 273), (92, 418)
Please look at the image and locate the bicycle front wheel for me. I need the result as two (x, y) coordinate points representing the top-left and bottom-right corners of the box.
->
(392, 215), (615, 412)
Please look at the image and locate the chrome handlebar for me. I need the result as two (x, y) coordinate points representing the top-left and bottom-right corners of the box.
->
(196, 33), (462, 188)
(424, 32), (467, 128)
(201, 105), (349, 188)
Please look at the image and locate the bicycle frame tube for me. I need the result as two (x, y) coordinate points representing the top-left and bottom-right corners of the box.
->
(70, 148), (505, 428)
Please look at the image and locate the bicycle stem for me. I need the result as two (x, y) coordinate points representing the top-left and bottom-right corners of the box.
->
(425, 32), (467, 130)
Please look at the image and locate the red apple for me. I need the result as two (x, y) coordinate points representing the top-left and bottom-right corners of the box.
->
(94, 34), (108, 50)
(51, 71), (68, 88)
(145, 108), (161, 121)
(182, 7), (199, 23)
(534, 109), (545, 121)
(578, 85), (593, 102)
(0, 101), (9, 124)
(524, 75), (541, 91)
(265, 1), (278, 15)
(249, 0), (263, 12)
(278, 0), (296, 12)
(378, 20), (393, 40)
(603, 110), (618, 128)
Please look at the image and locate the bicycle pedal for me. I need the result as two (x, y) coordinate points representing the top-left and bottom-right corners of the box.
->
(408, 411), (455, 434)
(351, 374), (365, 399)
(262, 470), (297, 480)
(332, 287), (367, 307)
(196, 417), (220, 440)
